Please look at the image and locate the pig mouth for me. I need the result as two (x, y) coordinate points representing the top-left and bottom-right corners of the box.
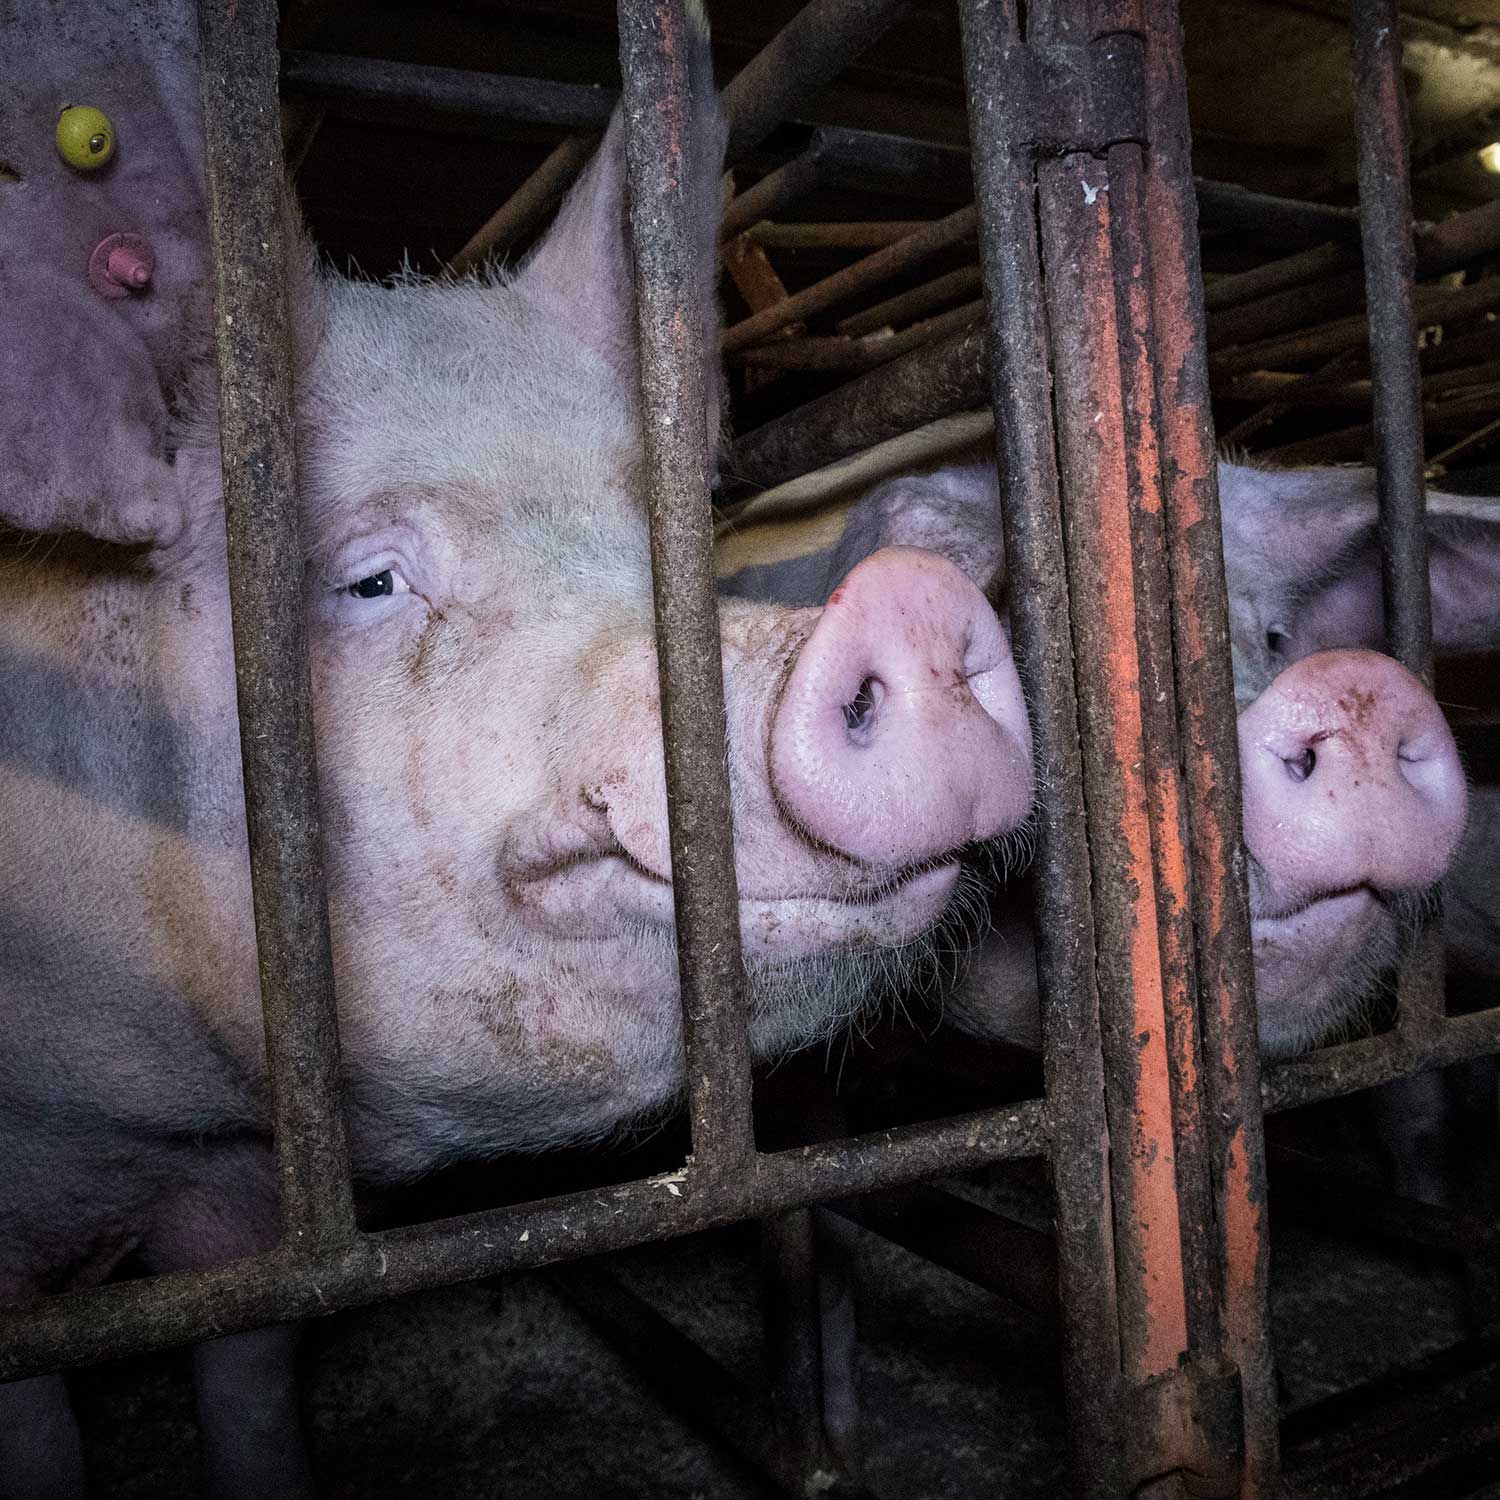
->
(508, 851), (960, 961)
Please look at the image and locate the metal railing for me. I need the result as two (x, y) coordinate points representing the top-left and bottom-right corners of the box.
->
(2, 2), (1494, 1497)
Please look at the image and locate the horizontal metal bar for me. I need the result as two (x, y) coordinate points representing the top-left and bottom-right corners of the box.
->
(0, 1103), (1044, 1383)
(1261, 1006), (1500, 1114)
(280, 49), (617, 131)
(722, 204), (977, 353)
(836, 263), (985, 336)
(199, 0), (355, 1253)
(728, 319), (988, 492)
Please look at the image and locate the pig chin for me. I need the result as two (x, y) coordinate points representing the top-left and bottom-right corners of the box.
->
(508, 852), (962, 964)
(1249, 883), (1423, 1057)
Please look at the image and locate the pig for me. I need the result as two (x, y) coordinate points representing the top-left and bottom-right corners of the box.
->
(724, 456), (1498, 1057)
(0, 6), (1036, 1496)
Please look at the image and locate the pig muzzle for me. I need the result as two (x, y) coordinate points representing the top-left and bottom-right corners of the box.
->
(1239, 647), (1467, 914)
(768, 546), (1033, 868)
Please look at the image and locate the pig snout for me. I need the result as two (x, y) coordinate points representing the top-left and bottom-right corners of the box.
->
(1239, 648), (1467, 906)
(769, 546), (1033, 866)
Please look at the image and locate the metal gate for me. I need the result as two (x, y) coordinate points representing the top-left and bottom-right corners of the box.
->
(3, 1), (1497, 1496)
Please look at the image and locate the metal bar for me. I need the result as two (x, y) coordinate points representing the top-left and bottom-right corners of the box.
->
(0, 1099), (1045, 1382)
(721, 0), (916, 161)
(1210, 277), (1500, 376)
(1105, 112), (1220, 1364)
(1136, 3), (1278, 1489)
(1037, 140), (1190, 1385)
(721, 144), (826, 241)
(1352, 0), (1432, 684)
(837, 264), (985, 336)
(722, 204), (978, 353)
(1201, 242), (1356, 313)
(746, 220), (935, 251)
(1263, 1007), (1500, 1114)
(198, 0), (355, 1255)
(547, 1262), (804, 1499)
(616, 0), (754, 1171)
(1206, 268), (1368, 352)
(829, 1184), (1059, 1321)
(1191, 178), (1363, 246)
(730, 300), (984, 373)
(761, 1211), (836, 1485)
(727, 320), (988, 492)
(280, 49), (617, 131)
(448, 133), (601, 273)
(957, 2), (1122, 1493)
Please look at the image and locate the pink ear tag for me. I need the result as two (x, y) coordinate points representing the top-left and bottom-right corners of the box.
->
(89, 232), (155, 298)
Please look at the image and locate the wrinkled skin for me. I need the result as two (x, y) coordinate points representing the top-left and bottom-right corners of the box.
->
(0, 6), (1036, 1496)
(725, 457), (1500, 1057)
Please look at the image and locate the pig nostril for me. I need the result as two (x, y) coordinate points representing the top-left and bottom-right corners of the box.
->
(1283, 746), (1316, 784)
(842, 676), (885, 743)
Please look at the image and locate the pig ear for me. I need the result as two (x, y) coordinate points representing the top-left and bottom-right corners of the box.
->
(827, 463), (1007, 600)
(0, 4), (220, 548)
(1219, 463), (1500, 662)
(510, 11), (727, 444)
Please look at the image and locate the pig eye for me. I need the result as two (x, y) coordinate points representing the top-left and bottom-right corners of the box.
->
(346, 568), (409, 601)
(1265, 626), (1289, 657)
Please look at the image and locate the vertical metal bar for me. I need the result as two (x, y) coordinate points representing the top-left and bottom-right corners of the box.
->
(197, 0), (356, 1254)
(1136, 2), (1278, 1489)
(1351, 0), (1432, 683)
(1101, 54), (1222, 1360)
(957, 3), (1123, 1492)
(616, 0), (755, 1171)
(1350, 0), (1448, 1055)
(721, 0), (917, 160)
(1034, 138), (1191, 1386)
(762, 1211), (833, 1483)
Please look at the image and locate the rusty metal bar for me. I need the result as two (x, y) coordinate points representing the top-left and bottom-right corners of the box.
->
(1136, 2), (1278, 1488)
(829, 1184), (1059, 1321)
(448, 133), (601, 273)
(0, 1099), (1045, 1382)
(1352, 0), (1446, 1062)
(616, 0), (754, 1171)
(1192, 178), (1362, 246)
(1263, 1007), (1500, 1113)
(837, 264), (985, 336)
(761, 1211), (839, 1487)
(747, 220), (934, 250)
(957, 2), (1121, 1493)
(1104, 92), (1220, 1365)
(198, 0), (355, 1255)
(721, 0), (916, 160)
(1352, 0), (1433, 683)
(1028, 33), (1197, 1483)
(722, 204), (977, 353)
(1202, 242), (1356, 313)
(722, 143), (827, 241)
(727, 320), (988, 491)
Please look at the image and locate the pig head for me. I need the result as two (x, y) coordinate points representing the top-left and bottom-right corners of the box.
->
(725, 458), (1499, 1057)
(0, 8), (1038, 1289)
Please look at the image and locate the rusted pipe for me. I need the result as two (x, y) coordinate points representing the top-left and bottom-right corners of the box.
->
(199, 0), (356, 1256)
(617, 0), (754, 1170)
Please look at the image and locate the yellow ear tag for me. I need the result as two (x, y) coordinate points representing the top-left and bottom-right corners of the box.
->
(57, 106), (115, 170)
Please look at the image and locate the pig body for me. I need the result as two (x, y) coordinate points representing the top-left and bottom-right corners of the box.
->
(726, 456), (1497, 1057)
(0, 6), (1038, 1493)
